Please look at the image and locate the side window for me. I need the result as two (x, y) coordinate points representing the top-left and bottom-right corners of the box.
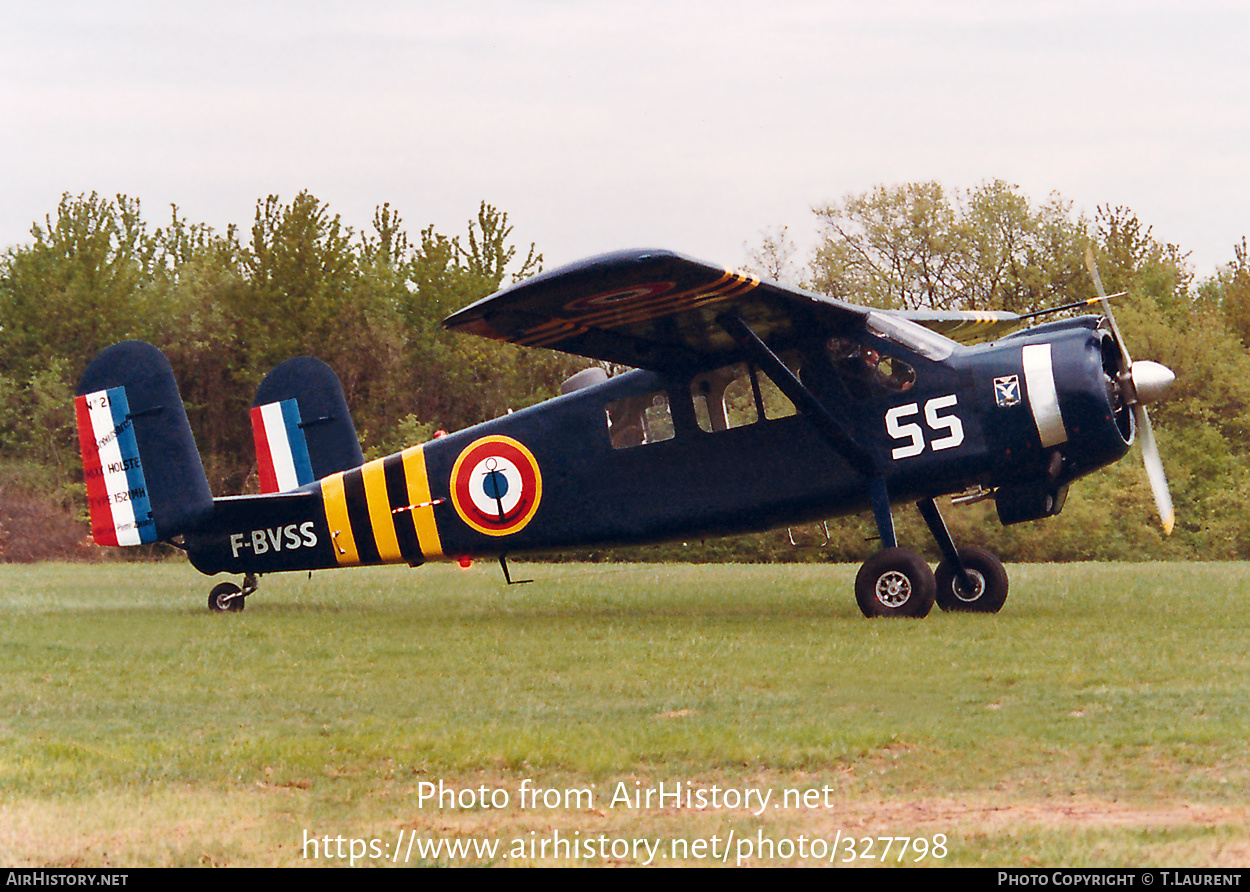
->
(606, 391), (675, 449)
(691, 362), (797, 433)
(827, 337), (916, 393)
(692, 364), (756, 432)
(757, 362), (798, 420)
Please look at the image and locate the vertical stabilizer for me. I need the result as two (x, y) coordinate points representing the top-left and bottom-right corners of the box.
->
(76, 341), (214, 544)
(252, 357), (364, 488)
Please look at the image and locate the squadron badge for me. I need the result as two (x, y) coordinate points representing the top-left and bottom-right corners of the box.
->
(994, 375), (1021, 408)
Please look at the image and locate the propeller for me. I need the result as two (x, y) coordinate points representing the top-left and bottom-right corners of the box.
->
(1084, 247), (1175, 534)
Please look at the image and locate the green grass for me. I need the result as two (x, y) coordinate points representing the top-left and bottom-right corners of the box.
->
(2, 560), (1249, 866)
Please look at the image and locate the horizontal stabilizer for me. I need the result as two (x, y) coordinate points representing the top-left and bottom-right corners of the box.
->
(76, 341), (214, 544)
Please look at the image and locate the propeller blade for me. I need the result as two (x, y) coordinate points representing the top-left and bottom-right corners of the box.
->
(1085, 246), (1133, 365)
(1134, 403), (1174, 535)
(1085, 246), (1173, 535)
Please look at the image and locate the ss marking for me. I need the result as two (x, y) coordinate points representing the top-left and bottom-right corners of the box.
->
(886, 394), (965, 460)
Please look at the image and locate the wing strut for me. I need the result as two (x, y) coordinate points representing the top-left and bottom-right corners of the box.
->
(717, 312), (897, 548)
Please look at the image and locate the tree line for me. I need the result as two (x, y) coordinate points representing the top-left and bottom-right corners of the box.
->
(0, 192), (582, 499)
(2, 182), (1249, 562)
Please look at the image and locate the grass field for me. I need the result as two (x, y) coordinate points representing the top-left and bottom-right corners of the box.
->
(1, 559), (1248, 867)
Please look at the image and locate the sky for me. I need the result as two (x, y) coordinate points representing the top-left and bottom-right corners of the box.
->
(3, 0), (1247, 281)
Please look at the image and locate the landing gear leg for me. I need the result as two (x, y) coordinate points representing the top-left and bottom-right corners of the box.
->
(917, 498), (1008, 613)
(207, 573), (260, 612)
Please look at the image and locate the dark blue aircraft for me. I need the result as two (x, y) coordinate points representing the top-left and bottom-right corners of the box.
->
(74, 248), (1174, 617)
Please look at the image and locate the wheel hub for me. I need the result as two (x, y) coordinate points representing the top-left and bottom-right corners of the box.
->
(953, 568), (986, 602)
(874, 570), (913, 608)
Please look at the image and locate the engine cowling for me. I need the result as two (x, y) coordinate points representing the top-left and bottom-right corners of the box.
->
(994, 319), (1161, 526)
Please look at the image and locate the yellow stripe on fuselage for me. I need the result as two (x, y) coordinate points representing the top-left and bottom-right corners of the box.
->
(402, 445), (444, 559)
(320, 472), (360, 566)
(361, 457), (403, 562)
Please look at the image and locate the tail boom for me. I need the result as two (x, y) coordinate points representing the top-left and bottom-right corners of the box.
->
(183, 492), (337, 575)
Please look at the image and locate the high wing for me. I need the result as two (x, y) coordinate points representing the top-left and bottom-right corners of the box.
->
(442, 249), (869, 371)
(897, 309), (1024, 344)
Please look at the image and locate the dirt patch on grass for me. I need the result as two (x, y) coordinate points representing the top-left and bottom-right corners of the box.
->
(809, 795), (1248, 831)
(3, 778), (1248, 867)
(0, 491), (99, 563)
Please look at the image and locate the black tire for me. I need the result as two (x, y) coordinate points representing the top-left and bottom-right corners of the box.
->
(854, 548), (935, 618)
(934, 546), (1008, 613)
(208, 582), (244, 613)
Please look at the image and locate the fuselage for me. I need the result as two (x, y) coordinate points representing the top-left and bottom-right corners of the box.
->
(184, 315), (1130, 577)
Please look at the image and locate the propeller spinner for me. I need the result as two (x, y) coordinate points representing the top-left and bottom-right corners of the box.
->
(1084, 247), (1175, 534)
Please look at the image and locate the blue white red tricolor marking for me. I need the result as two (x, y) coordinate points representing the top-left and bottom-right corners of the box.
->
(74, 386), (157, 546)
(251, 399), (315, 493)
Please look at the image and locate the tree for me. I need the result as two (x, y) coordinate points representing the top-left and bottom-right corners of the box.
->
(0, 191), (565, 498)
(1090, 204), (1192, 313)
(0, 192), (158, 382)
(805, 180), (1090, 312)
(809, 181), (961, 309)
(1202, 237), (1250, 347)
(743, 225), (801, 285)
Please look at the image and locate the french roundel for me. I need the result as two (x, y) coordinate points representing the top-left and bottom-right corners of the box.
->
(562, 281), (672, 313)
(450, 436), (543, 536)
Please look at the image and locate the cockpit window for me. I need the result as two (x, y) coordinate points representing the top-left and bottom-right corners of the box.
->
(827, 337), (916, 393)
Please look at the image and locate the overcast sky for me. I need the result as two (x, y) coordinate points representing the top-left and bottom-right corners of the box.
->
(3, 1), (1247, 281)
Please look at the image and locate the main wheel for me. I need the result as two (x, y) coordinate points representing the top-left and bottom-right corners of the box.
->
(854, 548), (936, 618)
(208, 582), (245, 613)
(934, 546), (1008, 613)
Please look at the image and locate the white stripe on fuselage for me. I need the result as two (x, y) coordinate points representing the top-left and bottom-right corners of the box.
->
(1022, 344), (1068, 448)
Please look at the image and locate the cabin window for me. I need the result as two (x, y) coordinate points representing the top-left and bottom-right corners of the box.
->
(758, 363), (799, 420)
(691, 362), (797, 434)
(606, 391), (675, 449)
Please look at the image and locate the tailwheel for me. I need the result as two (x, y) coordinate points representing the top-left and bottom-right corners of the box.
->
(855, 547), (935, 618)
(934, 546), (1008, 613)
(208, 582), (245, 613)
